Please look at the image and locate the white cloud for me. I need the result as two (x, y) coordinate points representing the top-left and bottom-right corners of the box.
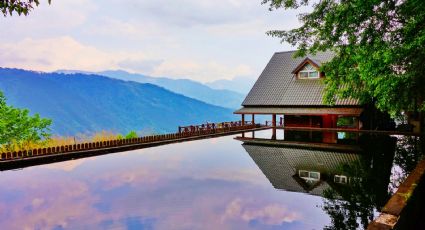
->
(0, 37), (116, 71)
(0, 0), (303, 82)
(221, 198), (302, 225)
(0, 0), (95, 39)
(103, 0), (259, 27)
(0, 36), (253, 82)
(118, 58), (164, 73)
(152, 59), (253, 82)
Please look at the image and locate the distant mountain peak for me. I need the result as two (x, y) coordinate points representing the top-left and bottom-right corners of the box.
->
(0, 67), (236, 135)
(54, 69), (245, 109)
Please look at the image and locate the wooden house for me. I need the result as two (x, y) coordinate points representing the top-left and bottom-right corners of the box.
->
(235, 51), (363, 132)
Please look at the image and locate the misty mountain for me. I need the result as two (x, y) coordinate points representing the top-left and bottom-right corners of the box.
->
(0, 68), (236, 136)
(57, 70), (244, 109)
(207, 76), (256, 95)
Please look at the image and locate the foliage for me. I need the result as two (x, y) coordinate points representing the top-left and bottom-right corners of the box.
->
(0, 129), (154, 153)
(336, 117), (357, 127)
(389, 135), (423, 190)
(125, 131), (138, 139)
(1, 0), (51, 16)
(322, 161), (375, 230)
(263, 0), (425, 116)
(320, 135), (398, 229)
(0, 91), (52, 151)
(90, 130), (119, 142)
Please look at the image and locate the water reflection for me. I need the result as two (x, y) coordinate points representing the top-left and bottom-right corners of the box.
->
(237, 130), (423, 229)
(0, 129), (422, 230)
(0, 132), (330, 230)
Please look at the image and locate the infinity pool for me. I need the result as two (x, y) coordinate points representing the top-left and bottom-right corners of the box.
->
(0, 129), (422, 229)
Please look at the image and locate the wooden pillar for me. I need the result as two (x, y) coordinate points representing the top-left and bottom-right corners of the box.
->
(323, 115), (337, 144)
(241, 114), (245, 125)
(358, 117), (361, 130)
(309, 116), (313, 139)
(272, 114), (276, 140)
(252, 114), (255, 125)
(333, 115), (338, 128)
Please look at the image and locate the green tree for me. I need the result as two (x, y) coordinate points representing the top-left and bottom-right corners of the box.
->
(263, 0), (425, 118)
(0, 91), (52, 150)
(1, 0), (51, 16)
(125, 131), (138, 139)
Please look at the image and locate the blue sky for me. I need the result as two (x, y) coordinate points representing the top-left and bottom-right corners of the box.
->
(0, 0), (308, 83)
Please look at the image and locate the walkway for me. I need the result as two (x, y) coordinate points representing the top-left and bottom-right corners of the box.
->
(0, 124), (266, 171)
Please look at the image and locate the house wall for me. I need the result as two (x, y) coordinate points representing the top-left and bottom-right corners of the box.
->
(284, 115), (341, 128)
(284, 114), (349, 144)
(284, 115), (323, 128)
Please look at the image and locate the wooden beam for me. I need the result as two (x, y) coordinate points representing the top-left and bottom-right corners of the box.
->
(241, 114), (245, 125)
(272, 114), (277, 140)
(252, 114), (255, 124)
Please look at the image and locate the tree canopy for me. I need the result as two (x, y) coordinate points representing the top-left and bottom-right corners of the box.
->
(263, 0), (425, 117)
(1, 0), (50, 16)
(0, 91), (52, 150)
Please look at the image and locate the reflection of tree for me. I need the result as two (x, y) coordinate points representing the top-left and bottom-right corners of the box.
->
(322, 161), (374, 230)
(390, 136), (423, 192)
(321, 135), (398, 230)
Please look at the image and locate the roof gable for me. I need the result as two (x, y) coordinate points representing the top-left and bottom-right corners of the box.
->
(291, 57), (321, 74)
(241, 50), (359, 107)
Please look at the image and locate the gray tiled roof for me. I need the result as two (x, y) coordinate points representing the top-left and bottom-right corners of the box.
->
(242, 51), (359, 106)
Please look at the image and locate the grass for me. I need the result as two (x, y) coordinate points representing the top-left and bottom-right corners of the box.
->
(0, 130), (140, 153)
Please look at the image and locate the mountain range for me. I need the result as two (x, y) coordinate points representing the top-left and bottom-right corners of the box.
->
(57, 70), (246, 109)
(0, 68), (237, 136)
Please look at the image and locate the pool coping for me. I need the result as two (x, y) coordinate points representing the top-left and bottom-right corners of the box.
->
(368, 158), (425, 229)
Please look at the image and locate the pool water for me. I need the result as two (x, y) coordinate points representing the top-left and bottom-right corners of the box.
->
(0, 129), (422, 230)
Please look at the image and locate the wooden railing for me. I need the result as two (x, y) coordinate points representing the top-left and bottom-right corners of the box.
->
(0, 123), (258, 162)
(178, 121), (253, 133)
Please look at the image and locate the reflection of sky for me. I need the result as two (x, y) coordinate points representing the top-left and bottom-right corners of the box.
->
(0, 132), (330, 230)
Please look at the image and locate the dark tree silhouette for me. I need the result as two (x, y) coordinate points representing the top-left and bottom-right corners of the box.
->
(1, 0), (51, 16)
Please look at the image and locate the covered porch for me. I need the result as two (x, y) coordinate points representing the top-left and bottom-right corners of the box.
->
(234, 106), (363, 142)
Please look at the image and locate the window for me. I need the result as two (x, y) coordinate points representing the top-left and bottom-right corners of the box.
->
(299, 170), (321, 180)
(298, 63), (320, 79)
(299, 170), (309, 178)
(334, 175), (348, 184)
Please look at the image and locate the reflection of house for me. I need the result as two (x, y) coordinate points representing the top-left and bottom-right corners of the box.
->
(235, 51), (362, 131)
(242, 143), (360, 197)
